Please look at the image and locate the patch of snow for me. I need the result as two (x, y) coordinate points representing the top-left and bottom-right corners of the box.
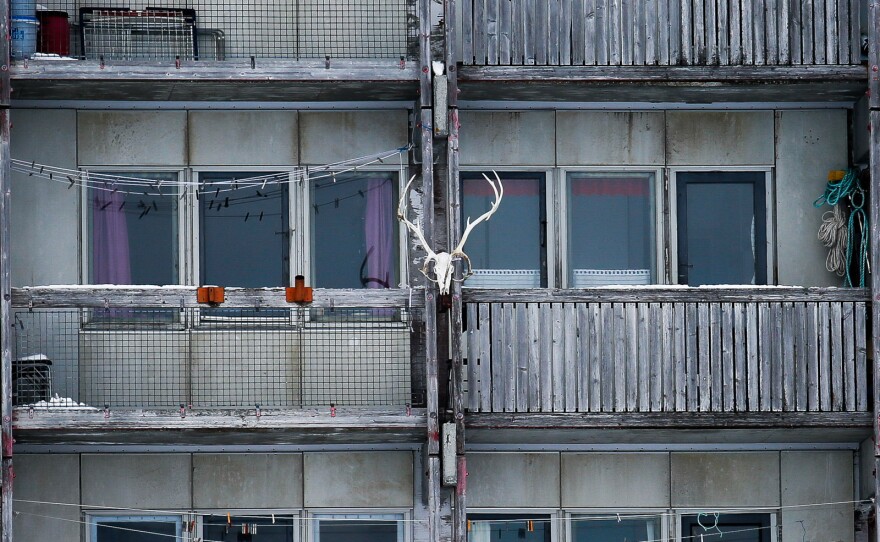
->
(17, 394), (98, 411)
(17, 354), (50, 362)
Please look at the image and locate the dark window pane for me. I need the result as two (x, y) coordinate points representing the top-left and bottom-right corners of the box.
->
(467, 515), (551, 542)
(203, 515), (296, 542)
(88, 172), (178, 285)
(681, 514), (772, 542)
(200, 172), (289, 287)
(95, 519), (178, 542)
(677, 171), (767, 286)
(461, 173), (545, 288)
(317, 518), (400, 542)
(312, 172), (398, 289)
(567, 172), (655, 286)
(571, 516), (661, 542)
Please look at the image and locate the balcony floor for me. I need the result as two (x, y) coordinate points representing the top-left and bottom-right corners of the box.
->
(466, 411), (873, 447)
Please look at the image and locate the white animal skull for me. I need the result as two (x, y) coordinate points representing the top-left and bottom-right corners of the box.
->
(398, 172), (503, 294)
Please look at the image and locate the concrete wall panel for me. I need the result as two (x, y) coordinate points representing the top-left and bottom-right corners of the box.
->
(303, 451), (413, 508)
(14, 454), (80, 542)
(10, 109), (79, 286)
(775, 110), (848, 286)
(666, 111), (774, 166)
(556, 111), (665, 165)
(671, 452), (780, 507)
(561, 453), (669, 508)
(459, 111), (555, 166)
(78, 111), (187, 165)
(193, 453), (303, 509)
(781, 451), (854, 542)
(82, 453), (191, 509)
(467, 452), (560, 508)
(299, 111), (408, 164)
(188, 111), (299, 166)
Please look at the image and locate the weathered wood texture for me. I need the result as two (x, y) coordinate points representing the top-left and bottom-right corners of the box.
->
(464, 297), (868, 413)
(12, 286), (425, 309)
(460, 0), (862, 66)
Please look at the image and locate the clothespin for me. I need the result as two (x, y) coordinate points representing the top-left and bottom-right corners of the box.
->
(527, 520), (534, 532)
(180, 403), (186, 418)
(255, 404), (261, 419)
(330, 403), (336, 417)
(104, 404), (110, 419)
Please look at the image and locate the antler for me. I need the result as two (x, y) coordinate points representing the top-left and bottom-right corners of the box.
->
(452, 171), (503, 256)
(397, 175), (436, 259)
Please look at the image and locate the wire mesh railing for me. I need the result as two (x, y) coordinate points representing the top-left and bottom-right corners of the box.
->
(18, 0), (418, 61)
(12, 306), (424, 410)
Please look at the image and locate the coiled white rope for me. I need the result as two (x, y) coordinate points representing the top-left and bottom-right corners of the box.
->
(818, 204), (848, 276)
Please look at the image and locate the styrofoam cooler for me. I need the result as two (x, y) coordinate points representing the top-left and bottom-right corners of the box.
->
(11, 16), (39, 60)
(11, 0), (36, 18)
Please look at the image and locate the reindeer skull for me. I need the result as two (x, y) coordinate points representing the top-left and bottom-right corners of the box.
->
(398, 172), (503, 294)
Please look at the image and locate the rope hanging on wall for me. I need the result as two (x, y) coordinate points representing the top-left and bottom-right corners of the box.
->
(814, 168), (870, 287)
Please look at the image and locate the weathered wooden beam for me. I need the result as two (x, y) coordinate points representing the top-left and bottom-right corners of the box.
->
(0, 3), (11, 535)
(458, 64), (867, 82)
(466, 411), (873, 429)
(461, 287), (869, 303)
(12, 286), (426, 309)
(868, 1), (880, 533)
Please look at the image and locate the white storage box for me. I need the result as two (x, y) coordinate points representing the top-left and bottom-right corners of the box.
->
(465, 269), (541, 288)
(572, 269), (651, 287)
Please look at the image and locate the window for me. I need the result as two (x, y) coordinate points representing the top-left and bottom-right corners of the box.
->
(570, 514), (662, 542)
(89, 514), (183, 542)
(203, 513), (297, 542)
(680, 513), (773, 542)
(310, 171), (399, 288)
(198, 171), (290, 288)
(312, 513), (405, 542)
(675, 171), (769, 286)
(566, 171), (656, 286)
(86, 171), (179, 285)
(467, 514), (552, 542)
(461, 172), (546, 288)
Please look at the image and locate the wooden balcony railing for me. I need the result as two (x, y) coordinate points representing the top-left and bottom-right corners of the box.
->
(459, 0), (863, 66)
(463, 288), (870, 414)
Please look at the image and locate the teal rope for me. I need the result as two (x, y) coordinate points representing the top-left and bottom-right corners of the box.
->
(813, 169), (859, 207)
(846, 186), (868, 288)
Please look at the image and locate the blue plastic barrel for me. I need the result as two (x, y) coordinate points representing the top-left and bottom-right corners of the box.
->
(11, 16), (39, 60)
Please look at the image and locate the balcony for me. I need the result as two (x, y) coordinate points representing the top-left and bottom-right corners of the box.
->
(456, 0), (868, 102)
(10, 0), (421, 101)
(461, 287), (872, 441)
(10, 286), (427, 446)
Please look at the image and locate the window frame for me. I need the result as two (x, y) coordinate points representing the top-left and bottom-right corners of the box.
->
(565, 509), (668, 542)
(675, 510), (777, 542)
(196, 509), (301, 542)
(466, 508), (560, 542)
(306, 510), (411, 542)
(301, 164), (409, 290)
(191, 167), (295, 289)
(86, 513), (186, 542)
(459, 168), (554, 288)
(79, 167), (186, 287)
(557, 167), (665, 288)
(669, 167), (775, 286)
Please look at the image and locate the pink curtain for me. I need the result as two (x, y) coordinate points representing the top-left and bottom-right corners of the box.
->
(364, 177), (393, 288)
(91, 191), (132, 284)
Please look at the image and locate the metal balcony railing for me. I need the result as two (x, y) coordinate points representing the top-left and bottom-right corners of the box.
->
(11, 287), (425, 410)
(459, 0), (864, 66)
(20, 0), (418, 61)
(463, 287), (870, 414)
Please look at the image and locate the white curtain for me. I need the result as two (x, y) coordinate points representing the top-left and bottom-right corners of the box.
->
(468, 520), (492, 542)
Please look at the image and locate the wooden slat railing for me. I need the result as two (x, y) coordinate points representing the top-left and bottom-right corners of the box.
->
(460, 0), (862, 66)
(463, 288), (869, 413)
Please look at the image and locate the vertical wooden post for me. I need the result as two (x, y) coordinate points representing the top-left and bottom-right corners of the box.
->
(445, 0), (467, 540)
(868, 2), (880, 539)
(0, 0), (12, 537)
